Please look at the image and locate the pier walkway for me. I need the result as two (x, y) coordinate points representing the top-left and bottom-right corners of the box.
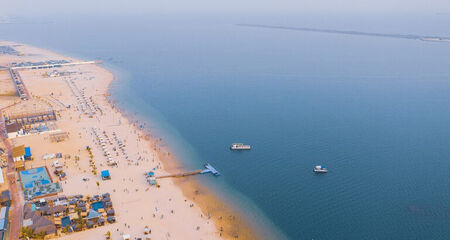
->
(156, 163), (220, 179)
(9, 68), (30, 100)
(11, 60), (102, 70)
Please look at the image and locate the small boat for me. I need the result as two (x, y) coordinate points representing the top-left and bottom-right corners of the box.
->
(230, 143), (251, 150)
(313, 165), (328, 173)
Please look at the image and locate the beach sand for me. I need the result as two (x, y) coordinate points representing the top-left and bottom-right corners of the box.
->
(0, 41), (259, 240)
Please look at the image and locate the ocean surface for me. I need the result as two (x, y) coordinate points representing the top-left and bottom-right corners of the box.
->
(2, 13), (450, 239)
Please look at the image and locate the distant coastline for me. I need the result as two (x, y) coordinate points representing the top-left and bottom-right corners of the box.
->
(237, 23), (450, 43)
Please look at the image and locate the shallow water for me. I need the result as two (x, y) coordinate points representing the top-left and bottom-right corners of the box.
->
(2, 13), (450, 239)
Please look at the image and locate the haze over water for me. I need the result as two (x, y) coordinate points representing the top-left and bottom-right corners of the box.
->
(2, 13), (450, 239)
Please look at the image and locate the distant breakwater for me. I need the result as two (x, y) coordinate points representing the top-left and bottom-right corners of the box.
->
(237, 24), (450, 43)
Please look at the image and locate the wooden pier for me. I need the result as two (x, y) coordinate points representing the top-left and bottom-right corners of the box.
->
(155, 163), (220, 179)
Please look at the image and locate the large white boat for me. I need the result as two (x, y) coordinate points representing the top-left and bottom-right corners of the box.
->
(230, 143), (251, 150)
(313, 165), (328, 173)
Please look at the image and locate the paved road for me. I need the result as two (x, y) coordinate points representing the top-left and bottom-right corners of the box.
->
(0, 113), (22, 240)
(7, 172), (21, 240)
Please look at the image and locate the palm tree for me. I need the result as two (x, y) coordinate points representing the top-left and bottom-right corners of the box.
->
(62, 226), (71, 234)
(36, 231), (46, 239)
(20, 226), (35, 239)
(106, 230), (111, 239)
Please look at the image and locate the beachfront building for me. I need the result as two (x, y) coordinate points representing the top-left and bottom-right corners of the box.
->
(5, 122), (24, 138)
(12, 145), (25, 170)
(23, 204), (57, 237)
(2, 100), (58, 139)
(0, 170), (4, 186)
(20, 193), (115, 237)
(0, 206), (9, 239)
(0, 191), (11, 207)
(12, 145), (25, 162)
(2, 100), (56, 125)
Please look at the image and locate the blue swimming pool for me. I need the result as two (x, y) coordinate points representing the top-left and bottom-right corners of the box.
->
(19, 167), (51, 189)
(91, 201), (104, 211)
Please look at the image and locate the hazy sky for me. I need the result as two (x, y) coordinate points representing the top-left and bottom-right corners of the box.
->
(2, 0), (450, 16)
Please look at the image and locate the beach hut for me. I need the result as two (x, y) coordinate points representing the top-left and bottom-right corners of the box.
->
(86, 220), (94, 229)
(104, 201), (113, 208)
(107, 216), (116, 223)
(101, 170), (111, 180)
(97, 217), (105, 226)
(69, 198), (78, 205)
(106, 208), (115, 216)
(76, 202), (86, 208)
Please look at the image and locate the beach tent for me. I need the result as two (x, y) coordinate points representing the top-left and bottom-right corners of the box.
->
(43, 153), (55, 160)
(147, 177), (156, 186)
(101, 170), (111, 180)
(24, 147), (32, 160)
(86, 209), (101, 220)
(53, 160), (61, 168)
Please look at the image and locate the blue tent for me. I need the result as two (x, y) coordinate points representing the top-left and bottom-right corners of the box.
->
(101, 170), (110, 180)
(24, 147), (31, 160)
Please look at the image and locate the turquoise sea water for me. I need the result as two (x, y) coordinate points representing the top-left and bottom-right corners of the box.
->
(2, 13), (450, 239)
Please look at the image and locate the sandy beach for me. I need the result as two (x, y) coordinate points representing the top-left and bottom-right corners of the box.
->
(0, 41), (258, 240)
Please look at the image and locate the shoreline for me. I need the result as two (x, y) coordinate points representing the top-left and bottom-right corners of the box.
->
(0, 40), (264, 239)
(107, 81), (263, 240)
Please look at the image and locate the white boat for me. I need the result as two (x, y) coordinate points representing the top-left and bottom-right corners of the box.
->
(313, 165), (328, 173)
(230, 143), (251, 150)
